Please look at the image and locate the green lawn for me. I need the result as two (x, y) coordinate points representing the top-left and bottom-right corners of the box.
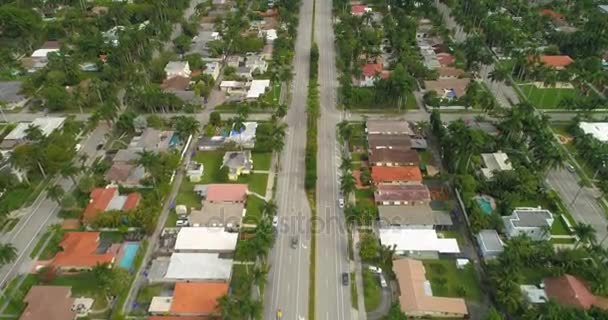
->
(30, 231), (52, 259)
(362, 269), (382, 311)
(551, 215), (572, 235)
(175, 179), (202, 210)
(192, 151), (225, 184)
(349, 88), (417, 111)
(519, 84), (578, 109)
(238, 173), (269, 195)
(351, 152), (363, 162)
(234, 238), (256, 261)
(355, 188), (375, 206)
(244, 195), (266, 224)
(230, 264), (250, 297)
(419, 150), (434, 166)
(351, 272), (358, 310)
(252, 152), (272, 171)
(49, 273), (108, 309)
(0, 274), (39, 315)
(135, 284), (164, 304)
(100, 231), (124, 243)
(165, 210), (178, 227)
(423, 260), (482, 302)
(346, 122), (367, 149)
(438, 230), (466, 246)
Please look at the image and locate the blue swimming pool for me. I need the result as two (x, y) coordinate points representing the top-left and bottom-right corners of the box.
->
(119, 242), (140, 269)
(476, 197), (493, 215)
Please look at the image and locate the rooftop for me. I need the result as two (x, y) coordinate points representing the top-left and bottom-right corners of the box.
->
(174, 227), (238, 252)
(476, 229), (504, 253)
(424, 78), (470, 98)
(480, 152), (512, 179)
(369, 149), (420, 165)
(361, 64), (389, 78)
(367, 135), (412, 150)
(0, 81), (25, 103)
(544, 274), (608, 310)
(191, 201), (244, 228)
(374, 184), (430, 202)
(83, 187), (140, 222)
(366, 120), (413, 135)
(222, 151), (253, 173)
(437, 67), (466, 78)
(539, 55), (573, 68)
(579, 122), (608, 142)
(164, 253), (233, 281)
(20, 286), (75, 320)
(371, 166), (423, 184)
(4, 117), (66, 141)
(380, 229), (460, 253)
(506, 207), (553, 228)
(161, 76), (191, 91)
(206, 184), (248, 202)
(393, 259), (467, 315)
(378, 205), (452, 226)
(170, 282), (228, 314)
(247, 80), (270, 99)
(52, 232), (115, 268)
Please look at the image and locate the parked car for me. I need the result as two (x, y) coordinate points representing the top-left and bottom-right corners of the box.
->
(368, 266), (382, 274)
(75, 143), (82, 152)
(566, 163), (575, 173)
(338, 198), (345, 208)
(291, 236), (298, 249)
(379, 275), (387, 288)
(272, 216), (279, 228)
(342, 272), (349, 286)
(176, 219), (189, 227)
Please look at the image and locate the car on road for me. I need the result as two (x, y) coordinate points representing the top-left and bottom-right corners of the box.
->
(338, 198), (345, 208)
(272, 216), (279, 228)
(368, 266), (382, 274)
(75, 143), (82, 152)
(566, 163), (575, 173)
(379, 275), (387, 288)
(342, 272), (349, 286)
(291, 236), (298, 249)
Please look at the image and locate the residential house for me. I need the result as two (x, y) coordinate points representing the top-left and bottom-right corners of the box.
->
(153, 253), (233, 282)
(23, 41), (60, 72)
(371, 166), (423, 184)
(203, 62), (221, 81)
(539, 9), (566, 27)
(351, 4), (371, 16)
(82, 186), (140, 223)
(20, 286), (76, 320)
(174, 227), (238, 253)
(160, 76), (203, 105)
(1, 117), (66, 149)
(437, 67), (466, 79)
(220, 81), (248, 95)
(368, 135), (412, 150)
(205, 184), (248, 203)
(475, 229), (504, 260)
(420, 46), (441, 70)
(149, 282), (228, 316)
(544, 274), (608, 310)
(538, 55), (574, 70)
(368, 149), (420, 166)
(186, 162), (204, 182)
(190, 201), (245, 229)
(380, 229), (461, 257)
(357, 64), (389, 87)
(245, 53), (269, 74)
(222, 151), (253, 181)
(247, 79), (271, 99)
(600, 5), (608, 14)
(521, 285), (548, 304)
(102, 26), (125, 46)
(503, 207), (554, 241)
(226, 122), (258, 147)
(393, 259), (468, 317)
(437, 53), (455, 66)
(225, 55), (243, 68)
(378, 205), (453, 229)
(198, 136), (226, 151)
(264, 29), (278, 43)
(579, 122), (608, 142)
(165, 61), (192, 79)
(51, 232), (116, 270)
(423, 78), (470, 101)
(0, 81), (27, 110)
(374, 184), (431, 205)
(366, 120), (413, 135)
(480, 152), (512, 179)
(236, 66), (253, 80)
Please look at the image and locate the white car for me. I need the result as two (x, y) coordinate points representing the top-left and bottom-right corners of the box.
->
(379, 275), (387, 288)
(74, 143), (82, 152)
(272, 216), (279, 228)
(338, 198), (345, 208)
(176, 219), (189, 227)
(368, 266), (382, 274)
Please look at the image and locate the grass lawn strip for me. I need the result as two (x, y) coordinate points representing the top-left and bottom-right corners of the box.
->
(238, 173), (269, 196)
(244, 195), (266, 224)
(423, 260), (481, 302)
(0, 274), (39, 315)
(519, 84), (578, 109)
(350, 272), (358, 310)
(362, 269), (381, 311)
(252, 152), (273, 171)
(135, 284), (164, 304)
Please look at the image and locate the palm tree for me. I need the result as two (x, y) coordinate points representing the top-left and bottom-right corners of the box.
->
(337, 120), (353, 144)
(47, 185), (65, 204)
(573, 223), (596, 247)
(173, 116), (201, 142)
(0, 243), (17, 266)
(217, 295), (237, 319)
(340, 173), (356, 199)
(339, 155), (353, 172)
(262, 200), (278, 217)
(251, 264), (269, 297)
(242, 298), (263, 320)
(25, 125), (43, 142)
(60, 163), (79, 184)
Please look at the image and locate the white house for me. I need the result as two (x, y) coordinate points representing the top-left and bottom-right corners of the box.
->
(186, 162), (204, 182)
(161, 253), (233, 282)
(226, 122), (258, 148)
(247, 80), (271, 99)
(245, 54), (268, 74)
(264, 29), (278, 43)
(203, 62), (221, 81)
(475, 229), (504, 260)
(174, 227), (238, 253)
(480, 152), (512, 179)
(379, 228), (460, 258)
(579, 122), (608, 142)
(1, 117), (66, 149)
(503, 207), (554, 241)
(165, 61), (192, 79)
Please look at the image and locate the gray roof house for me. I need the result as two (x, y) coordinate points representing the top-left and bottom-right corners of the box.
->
(378, 205), (452, 228)
(503, 207), (554, 241)
(475, 229), (504, 260)
(222, 151), (253, 181)
(0, 81), (27, 110)
(480, 152), (512, 179)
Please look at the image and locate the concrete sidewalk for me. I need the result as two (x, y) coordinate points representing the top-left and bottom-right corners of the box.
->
(353, 230), (367, 320)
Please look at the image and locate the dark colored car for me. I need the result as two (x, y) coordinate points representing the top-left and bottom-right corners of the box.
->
(291, 236), (298, 249)
(342, 272), (349, 286)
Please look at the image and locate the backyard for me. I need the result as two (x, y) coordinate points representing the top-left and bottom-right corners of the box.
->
(362, 269), (382, 311)
(349, 88), (417, 111)
(519, 84), (578, 109)
(48, 273), (109, 310)
(423, 259), (482, 302)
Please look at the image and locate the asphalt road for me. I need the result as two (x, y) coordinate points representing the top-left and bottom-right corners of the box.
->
(315, 0), (352, 319)
(262, 0), (313, 318)
(0, 124), (110, 288)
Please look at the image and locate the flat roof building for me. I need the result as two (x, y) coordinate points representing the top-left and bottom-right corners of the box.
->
(379, 229), (460, 256)
(174, 227), (238, 253)
(480, 152), (512, 179)
(475, 229), (504, 260)
(163, 253), (233, 282)
(579, 122), (608, 142)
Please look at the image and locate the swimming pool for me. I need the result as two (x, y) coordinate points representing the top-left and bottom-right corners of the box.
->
(119, 242), (140, 269)
(476, 197), (493, 215)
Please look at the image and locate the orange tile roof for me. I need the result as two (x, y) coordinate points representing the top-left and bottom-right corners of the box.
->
(206, 184), (248, 202)
(170, 282), (229, 315)
(83, 187), (117, 222)
(371, 166), (422, 183)
(539, 9), (563, 20)
(544, 274), (608, 310)
(52, 232), (115, 268)
(539, 55), (573, 68)
(21, 286), (75, 320)
(361, 64), (389, 79)
(123, 193), (141, 211)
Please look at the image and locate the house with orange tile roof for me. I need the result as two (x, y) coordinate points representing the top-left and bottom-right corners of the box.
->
(538, 55), (574, 70)
(544, 274), (608, 310)
(374, 184), (431, 205)
(20, 286), (76, 320)
(371, 166), (423, 184)
(205, 184), (248, 203)
(51, 232), (116, 270)
(393, 258), (468, 318)
(351, 4), (371, 16)
(83, 186), (141, 223)
(357, 63), (390, 87)
(148, 282), (228, 316)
